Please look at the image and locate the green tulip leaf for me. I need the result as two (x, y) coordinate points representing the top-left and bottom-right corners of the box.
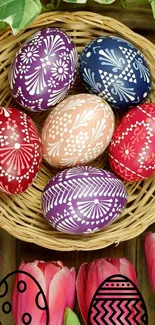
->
(64, 308), (81, 325)
(0, 0), (42, 34)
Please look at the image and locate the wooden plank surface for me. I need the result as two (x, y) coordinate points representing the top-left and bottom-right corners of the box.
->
(0, 20), (155, 325)
(58, 0), (155, 30)
(0, 229), (16, 325)
(1, 230), (155, 324)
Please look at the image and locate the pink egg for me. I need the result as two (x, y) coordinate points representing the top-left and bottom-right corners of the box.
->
(42, 94), (115, 168)
(0, 107), (42, 194)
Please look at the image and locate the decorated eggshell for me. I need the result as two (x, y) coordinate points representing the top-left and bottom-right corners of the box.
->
(79, 36), (152, 110)
(88, 275), (148, 325)
(109, 103), (155, 181)
(41, 166), (127, 235)
(0, 107), (42, 194)
(42, 94), (115, 168)
(8, 28), (78, 112)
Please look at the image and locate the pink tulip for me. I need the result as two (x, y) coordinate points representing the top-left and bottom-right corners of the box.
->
(145, 231), (155, 292)
(76, 258), (138, 324)
(12, 260), (76, 325)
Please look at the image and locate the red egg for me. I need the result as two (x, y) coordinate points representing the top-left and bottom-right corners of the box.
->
(109, 103), (155, 181)
(0, 107), (42, 194)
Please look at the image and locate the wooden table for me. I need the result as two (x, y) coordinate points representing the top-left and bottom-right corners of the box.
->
(55, 0), (155, 30)
(0, 7), (155, 325)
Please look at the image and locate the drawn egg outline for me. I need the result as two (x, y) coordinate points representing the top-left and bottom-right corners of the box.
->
(88, 274), (148, 325)
(0, 270), (49, 325)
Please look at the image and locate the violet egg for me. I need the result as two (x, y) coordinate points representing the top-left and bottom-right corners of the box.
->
(8, 28), (78, 112)
(41, 166), (127, 235)
(79, 36), (152, 110)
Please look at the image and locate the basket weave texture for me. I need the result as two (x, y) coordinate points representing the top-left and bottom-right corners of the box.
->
(0, 11), (155, 251)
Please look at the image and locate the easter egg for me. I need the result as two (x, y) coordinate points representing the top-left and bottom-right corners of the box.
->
(41, 166), (127, 234)
(8, 28), (78, 112)
(88, 275), (148, 325)
(42, 94), (115, 168)
(0, 270), (49, 325)
(109, 103), (155, 181)
(79, 36), (152, 110)
(0, 107), (42, 194)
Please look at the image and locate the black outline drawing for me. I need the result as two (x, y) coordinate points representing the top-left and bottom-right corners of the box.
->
(88, 274), (148, 325)
(0, 270), (49, 325)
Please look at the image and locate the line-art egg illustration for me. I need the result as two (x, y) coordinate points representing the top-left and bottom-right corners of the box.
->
(0, 270), (49, 325)
(88, 274), (148, 325)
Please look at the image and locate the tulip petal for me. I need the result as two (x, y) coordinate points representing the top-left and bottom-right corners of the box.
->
(107, 258), (138, 286)
(77, 258), (139, 325)
(77, 260), (119, 324)
(76, 263), (91, 325)
(48, 267), (76, 325)
(145, 231), (155, 292)
(119, 258), (138, 287)
(12, 261), (46, 325)
(86, 259), (119, 312)
(106, 258), (138, 324)
(38, 261), (62, 297)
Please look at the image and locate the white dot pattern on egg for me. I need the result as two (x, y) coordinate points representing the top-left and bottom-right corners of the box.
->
(42, 94), (115, 168)
(79, 36), (152, 110)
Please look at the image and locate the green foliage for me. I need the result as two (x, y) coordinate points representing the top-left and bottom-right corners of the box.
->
(121, 0), (148, 7)
(149, 0), (155, 18)
(64, 308), (81, 325)
(0, 0), (41, 34)
(0, 0), (153, 35)
(94, 0), (115, 3)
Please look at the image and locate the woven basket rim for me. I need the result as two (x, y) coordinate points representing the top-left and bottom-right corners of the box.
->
(0, 11), (155, 251)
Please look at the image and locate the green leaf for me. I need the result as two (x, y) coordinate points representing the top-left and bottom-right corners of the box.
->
(149, 0), (155, 18)
(42, 0), (62, 11)
(121, 0), (148, 7)
(94, 0), (115, 3)
(64, 308), (81, 325)
(63, 0), (87, 3)
(0, 0), (42, 35)
(0, 21), (8, 30)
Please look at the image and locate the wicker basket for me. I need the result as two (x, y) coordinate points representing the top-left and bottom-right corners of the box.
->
(0, 11), (155, 251)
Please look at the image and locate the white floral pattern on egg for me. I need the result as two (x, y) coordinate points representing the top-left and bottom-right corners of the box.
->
(8, 28), (78, 112)
(42, 94), (115, 168)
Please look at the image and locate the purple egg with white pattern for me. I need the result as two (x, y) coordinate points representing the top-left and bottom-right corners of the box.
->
(8, 28), (78, 112)
(41, 166), (127, 235)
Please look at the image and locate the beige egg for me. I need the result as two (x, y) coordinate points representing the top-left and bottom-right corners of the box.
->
(42, 93), (115, 168)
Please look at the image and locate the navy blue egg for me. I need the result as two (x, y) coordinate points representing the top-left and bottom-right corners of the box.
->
(79, 36), (152, 110)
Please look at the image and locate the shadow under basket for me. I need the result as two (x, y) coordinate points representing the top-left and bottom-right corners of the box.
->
(0, 11), (155, 251)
